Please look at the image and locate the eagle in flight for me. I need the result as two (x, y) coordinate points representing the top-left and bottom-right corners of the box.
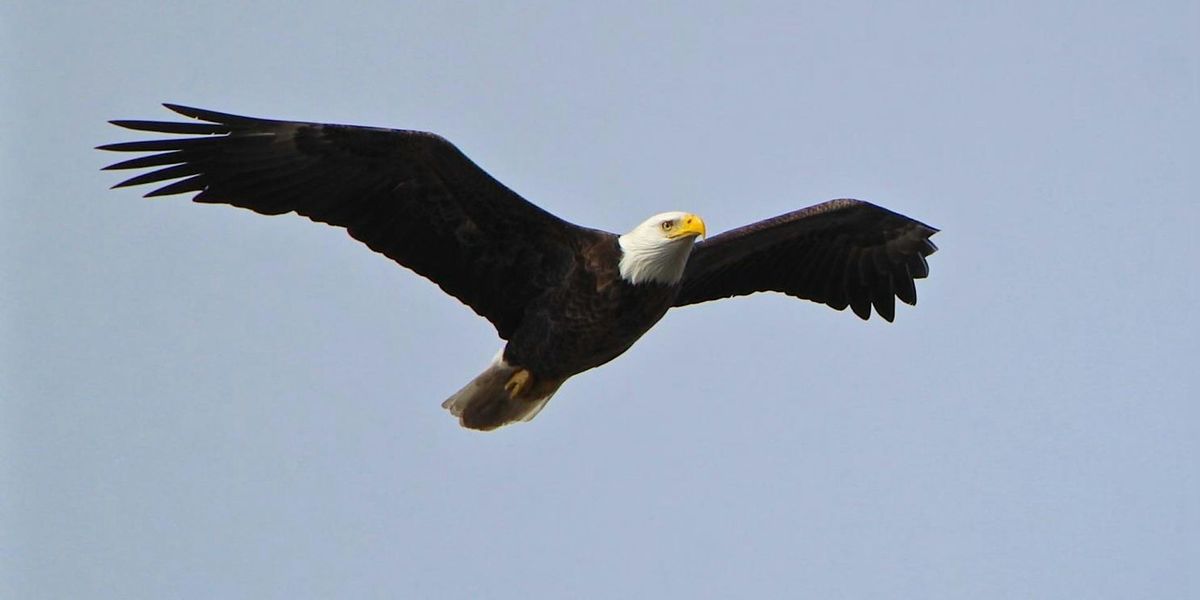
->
(101, 104), (939, 431)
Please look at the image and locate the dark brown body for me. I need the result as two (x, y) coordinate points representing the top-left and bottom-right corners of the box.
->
(503, 233), (677, 381)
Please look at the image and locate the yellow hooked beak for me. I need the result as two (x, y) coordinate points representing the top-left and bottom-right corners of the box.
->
(669, 213), (707, 240)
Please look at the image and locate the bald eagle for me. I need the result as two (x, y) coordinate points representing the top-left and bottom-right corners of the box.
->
(100, 104), (938, 431)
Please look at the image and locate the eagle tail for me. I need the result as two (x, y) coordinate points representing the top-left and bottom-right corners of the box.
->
(441, 351), (562, 431)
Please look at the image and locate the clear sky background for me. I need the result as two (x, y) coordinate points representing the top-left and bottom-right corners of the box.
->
(3, 2), (1197, 598)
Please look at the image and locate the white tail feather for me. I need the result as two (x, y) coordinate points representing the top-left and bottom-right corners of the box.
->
(441, 351), (562, 431)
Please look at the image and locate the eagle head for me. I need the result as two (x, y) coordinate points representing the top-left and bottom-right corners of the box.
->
(617, 212), (706, 285)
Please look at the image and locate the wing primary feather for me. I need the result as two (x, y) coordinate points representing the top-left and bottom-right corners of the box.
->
(804, 241), (845, 303)
(823, 253), (851, 310)
(872, 270), (896, 322)
(109, 119), (228, 135)
(145, 175), (208, 197)
(843, 247), (872, 320)
(859, 255), (880, 320)
(909, 253), (930, 279)
(102, 151), (190, 171)
(97, 138), (223, 152)
(164, 103), (268, 125)
(112, 163), (204, 188)
(894, 263), (917, 306)
(848, 283), (872, 320)
(788, 244), (828, 301)
(818, 239), (852, 309)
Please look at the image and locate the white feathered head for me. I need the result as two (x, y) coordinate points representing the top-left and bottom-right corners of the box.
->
(617, 212), (706, 285)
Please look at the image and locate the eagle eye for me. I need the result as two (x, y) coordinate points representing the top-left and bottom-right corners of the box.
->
(660, 221), (674, 231)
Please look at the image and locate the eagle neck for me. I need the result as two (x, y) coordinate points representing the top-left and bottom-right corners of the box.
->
(616, 233), (693, 286)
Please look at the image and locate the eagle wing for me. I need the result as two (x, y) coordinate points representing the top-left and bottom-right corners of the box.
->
(673, 199), (938, 322)
(100, 104), (590, 339)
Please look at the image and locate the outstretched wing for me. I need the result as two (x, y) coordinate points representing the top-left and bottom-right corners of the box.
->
(100, 104), (594, 339)
(673, 199), (938, 322)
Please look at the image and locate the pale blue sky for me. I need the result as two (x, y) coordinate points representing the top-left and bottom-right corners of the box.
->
(4, 1), (1197, 598)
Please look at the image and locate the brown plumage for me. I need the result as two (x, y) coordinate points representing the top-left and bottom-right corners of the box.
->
(100, 104), (939, 430)
(675, 199), (938, 321)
